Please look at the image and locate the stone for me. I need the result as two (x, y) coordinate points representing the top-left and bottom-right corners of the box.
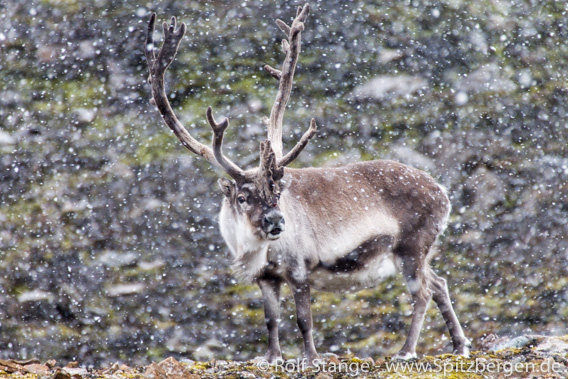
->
(490, 335), (532, 351)
(45, 360), (57, 368)
(17, 290), (53, 303)
(0, 360), (25, 373)
(23, 363), (50, 375)
(106, 283), (145, 297)
(73, 108), (96, 124)
(378, 49), (403, 63)
(51, 368), (72, 379)
(352, 75), (428, 101)
(0, 131), (15, 145)
(388, 144), (436, 173)
(144, 357), (199, 379)
(97, 250), (139, 268)
(534, 338), (568, 356)
(63, 367), (89, 376)
(455, 62), (516, 94)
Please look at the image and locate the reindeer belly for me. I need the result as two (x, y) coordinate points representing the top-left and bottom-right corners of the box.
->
(309, 252), (397, 293)
(309, 234), (397, 292)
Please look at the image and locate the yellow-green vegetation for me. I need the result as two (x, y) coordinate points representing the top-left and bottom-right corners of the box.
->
(3, 339), (567, 378)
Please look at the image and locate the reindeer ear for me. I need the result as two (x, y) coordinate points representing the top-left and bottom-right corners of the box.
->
(279, 173), (291, 190)
(218, 178), (235, 198)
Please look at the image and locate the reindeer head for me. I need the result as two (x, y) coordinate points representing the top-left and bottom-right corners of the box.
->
(146, 5), (315, 241)
(218, 141), (287, 241)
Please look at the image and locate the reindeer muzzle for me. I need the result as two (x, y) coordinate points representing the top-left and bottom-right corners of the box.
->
(263, 209), (285, 240)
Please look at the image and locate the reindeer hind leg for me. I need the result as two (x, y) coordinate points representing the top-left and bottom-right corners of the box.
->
(426, 267), (471, 356)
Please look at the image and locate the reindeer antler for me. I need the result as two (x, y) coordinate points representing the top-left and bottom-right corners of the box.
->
(206, 107), (249, 182)
(145, 13), (248, 182)
(279, 118), (317, 167)
(147, 7), (316, 185)
(264, 4), (317, 167)
(256, 140), (284, 206)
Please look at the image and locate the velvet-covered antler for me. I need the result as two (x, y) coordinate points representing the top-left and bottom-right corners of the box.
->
(264, 4), (317, 166)
(145, 14), (248, 182)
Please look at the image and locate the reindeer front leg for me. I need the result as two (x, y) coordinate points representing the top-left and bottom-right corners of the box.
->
(258, 277), (283, 363)
(291, 281), (319, 364)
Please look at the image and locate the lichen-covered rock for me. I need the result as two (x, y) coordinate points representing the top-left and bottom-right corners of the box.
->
(454, 62), (516, 94)
(352, 75), (428, 101)
(1, 337), (568, 378)
(144, 357), (199, 379)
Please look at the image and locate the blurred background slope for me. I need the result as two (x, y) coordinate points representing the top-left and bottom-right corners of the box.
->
(0, 0), (566, 367)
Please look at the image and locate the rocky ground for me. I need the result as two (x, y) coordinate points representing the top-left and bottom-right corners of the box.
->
(1, 335), (567, 378)
(1, 0), (567, 370)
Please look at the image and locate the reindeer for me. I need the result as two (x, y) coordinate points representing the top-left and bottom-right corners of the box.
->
(145, 4), (470, 363)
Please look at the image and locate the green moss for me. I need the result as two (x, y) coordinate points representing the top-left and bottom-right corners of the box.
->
(227, 304), (263, 322)
(39, 0), (80, 12)
(188, 362), (209, 370)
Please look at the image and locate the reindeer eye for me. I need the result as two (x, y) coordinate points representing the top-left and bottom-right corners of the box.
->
(237, 195), (246, 204)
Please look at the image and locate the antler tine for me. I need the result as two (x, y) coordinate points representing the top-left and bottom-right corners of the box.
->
(278, 118), (317, 167)
(145, 13), (157, 67)
(156, 17), (186, 72)
(146, 14), (248, 178)
(146, 14), (212, 160)
(275, 19), (291, 36)
(206, 107), (248, 182)
(263, 65), (282, 81)
(265, 3), (311, 160)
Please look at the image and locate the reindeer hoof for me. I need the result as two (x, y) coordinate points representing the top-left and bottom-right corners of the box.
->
(252, 354), (282, 365)
(392, 351), (417, 361)
(305, 354), (321, 367)
(453, 338), (472, 357)
(319, 352), (339, 360)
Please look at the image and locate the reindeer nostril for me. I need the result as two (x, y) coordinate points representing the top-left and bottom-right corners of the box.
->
(263, 211), (285, 234)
